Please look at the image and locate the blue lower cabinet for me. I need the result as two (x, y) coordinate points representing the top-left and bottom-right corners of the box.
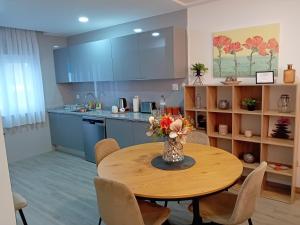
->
(132, 121), (161, 144)
(106, 119), (160, 148)
(48, 113), (84, 151)
(106, 119), (134, 148)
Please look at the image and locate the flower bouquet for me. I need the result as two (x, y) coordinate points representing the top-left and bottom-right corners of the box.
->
(146, 114), (193, 162)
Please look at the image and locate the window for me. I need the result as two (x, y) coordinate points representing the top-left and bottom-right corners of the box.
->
(0, 27), (45, 128)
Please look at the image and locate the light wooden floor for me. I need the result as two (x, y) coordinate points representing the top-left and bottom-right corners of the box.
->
(9, 151), (300, 225)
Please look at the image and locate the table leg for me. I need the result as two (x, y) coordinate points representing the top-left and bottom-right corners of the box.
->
(192, 197), (203, 225)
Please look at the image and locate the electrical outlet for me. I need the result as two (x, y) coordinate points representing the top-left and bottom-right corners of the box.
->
(172, 83), (179, 91)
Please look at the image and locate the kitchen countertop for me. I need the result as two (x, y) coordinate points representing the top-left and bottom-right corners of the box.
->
(47, 108), (151, 122)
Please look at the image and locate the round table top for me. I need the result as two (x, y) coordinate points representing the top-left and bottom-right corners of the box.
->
(98, 142), (243, 200)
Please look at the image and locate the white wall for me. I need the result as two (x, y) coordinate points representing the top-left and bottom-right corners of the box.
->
(188, 0), (300, 186)
(5, 34), (68, 162)
(0, 116), (16, 225)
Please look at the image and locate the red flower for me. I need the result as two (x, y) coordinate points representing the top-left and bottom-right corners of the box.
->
(243, 36), (268, 56)
(160, 116), (173, 129)
(243, 36), (263, 49)
(278, 117), (290, 125)
(223, 42), (243, 54)
(213, 35), (231, 49)
(267, 38), (279, 53)
(258, 42), (268, 56)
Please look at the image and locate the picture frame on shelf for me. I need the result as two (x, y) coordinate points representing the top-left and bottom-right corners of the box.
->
(256, 71), (275, 84)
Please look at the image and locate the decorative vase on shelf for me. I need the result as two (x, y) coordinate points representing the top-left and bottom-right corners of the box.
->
(163, 138), (184, 163)
(283, 64), (295, 84)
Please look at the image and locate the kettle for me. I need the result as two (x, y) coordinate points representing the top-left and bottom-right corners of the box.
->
(119, 98), (127, 110)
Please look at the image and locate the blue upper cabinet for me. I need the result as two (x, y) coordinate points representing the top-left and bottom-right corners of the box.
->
(138, 27), (173, 80)
(53, 47), (72, 83)
(76, 39), (114, 82)
(53, 27), (187, 83)
(111, 34), (141, 81)
(54, 40), (113, 83)
(111, 27), (187, 81)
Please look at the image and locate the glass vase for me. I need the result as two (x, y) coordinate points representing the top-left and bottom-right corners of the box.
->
(162, 138), (184, 163)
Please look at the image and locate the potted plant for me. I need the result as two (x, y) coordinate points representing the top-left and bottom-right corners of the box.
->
(191, 63), (208, 85)
(242, 98), (257, 111)
(191, 63), (208, 76)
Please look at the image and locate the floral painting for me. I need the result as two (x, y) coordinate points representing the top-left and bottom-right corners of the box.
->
(213, 24), (280, 77)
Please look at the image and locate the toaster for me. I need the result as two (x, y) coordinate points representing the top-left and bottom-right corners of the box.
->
(141, 102), (156, 114)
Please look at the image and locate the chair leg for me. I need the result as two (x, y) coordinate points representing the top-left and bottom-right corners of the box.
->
(248, 218), (253, 225)
(98, 217), (102, 225)
(164, 201), (168, 207)
(19, 209), (28, 225)
(162, 219), (171, 225)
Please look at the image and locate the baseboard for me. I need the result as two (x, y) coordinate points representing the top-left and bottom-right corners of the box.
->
(54, 145), (85, 159)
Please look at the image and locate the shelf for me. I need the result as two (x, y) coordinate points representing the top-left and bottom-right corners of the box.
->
(263, 110), (296, 118)
(208, 108), (232, 113)
(209, 132), (232, 140)
(234, 109), (262, 115)
(185, 108), (207, 112)
(262, 182), (292, 203)
(262, 137), (294, 148)
(266, 165), (293, 177)
(234, 135), (261, 143)
(241, 161), (259, 170)
(184, 84), (297, 204)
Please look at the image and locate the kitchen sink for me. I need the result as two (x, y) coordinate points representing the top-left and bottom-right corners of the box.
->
(72, 108), (93, 113)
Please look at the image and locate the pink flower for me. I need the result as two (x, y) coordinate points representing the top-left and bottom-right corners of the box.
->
(223, 42), (243, 54)
(213, 35), (232, 49)
(267, 38), (279, 53)
(243, 36), (264, 49)
(243, 36), (268, 56)
(258, 42), (268, 56)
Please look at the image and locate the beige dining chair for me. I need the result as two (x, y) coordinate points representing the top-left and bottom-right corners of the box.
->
(94, 177), (170, 225)
(189, 161), (267, 225)
(186, 130), (210, 145)
(95, 138), (121, 224)
(95, 138), (120, 167)
(13, 192), (28, 225)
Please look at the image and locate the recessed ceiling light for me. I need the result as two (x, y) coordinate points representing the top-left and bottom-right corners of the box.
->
(78, 16), (89, 23)
(53, 45), (60, 49)
(152, 32), (160, 37)
(133, 28), (143, 33)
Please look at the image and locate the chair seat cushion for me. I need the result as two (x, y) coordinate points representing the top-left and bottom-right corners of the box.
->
(188, 192), (237, 225)
(138, 200), (170, 225)
(13, 192), (28, 210)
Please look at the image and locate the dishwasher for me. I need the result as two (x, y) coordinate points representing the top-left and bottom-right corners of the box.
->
(82, 116), (106, 163)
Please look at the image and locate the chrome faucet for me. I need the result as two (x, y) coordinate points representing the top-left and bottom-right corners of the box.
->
(85, 92), (97, 109)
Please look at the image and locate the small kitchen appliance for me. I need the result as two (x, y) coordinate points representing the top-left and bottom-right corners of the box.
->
(141, 102), (156, 114)
(118, 98), (127, 110)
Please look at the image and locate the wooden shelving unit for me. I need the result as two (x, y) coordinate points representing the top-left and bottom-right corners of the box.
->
(184, 84), (299, 203)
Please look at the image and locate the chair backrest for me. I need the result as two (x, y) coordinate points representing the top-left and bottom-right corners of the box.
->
(94, 138), (120, 167)
(94, 177), (145, 225)
(229, 161), (267, 224)
(186, 130), (210, 145)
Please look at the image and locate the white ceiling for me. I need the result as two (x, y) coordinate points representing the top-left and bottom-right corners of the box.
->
(0, 0), (217, 36)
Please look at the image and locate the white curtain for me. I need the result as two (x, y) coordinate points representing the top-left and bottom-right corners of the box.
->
(0, 27), (45, 128)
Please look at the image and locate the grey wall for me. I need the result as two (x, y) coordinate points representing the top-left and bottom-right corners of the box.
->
(5, 34), (69, 162)
(64, 9), (188, 109)
(68, 9), (187, 45)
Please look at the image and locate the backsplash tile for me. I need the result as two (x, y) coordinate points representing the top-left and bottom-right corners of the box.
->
(59, 79), (186, 111)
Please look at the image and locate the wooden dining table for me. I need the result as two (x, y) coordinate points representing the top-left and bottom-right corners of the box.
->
(97, 142), (243, 225)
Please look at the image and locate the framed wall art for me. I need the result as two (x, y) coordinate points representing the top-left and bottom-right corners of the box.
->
(213, 24), (280, 77)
